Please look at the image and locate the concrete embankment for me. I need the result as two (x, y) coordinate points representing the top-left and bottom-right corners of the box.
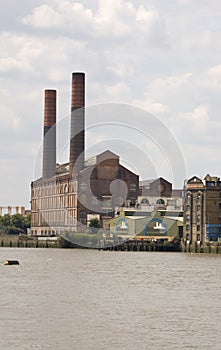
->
(182, 243), (221, 254)
(0, 235), (221, 254)
(0, 235), (58, 248)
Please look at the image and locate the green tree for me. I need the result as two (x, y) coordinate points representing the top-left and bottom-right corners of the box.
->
(11, 214), (26, 231)
(1, 214), (11, 227)
(24, 214), (31, 229)
(89, 218), (100, 228)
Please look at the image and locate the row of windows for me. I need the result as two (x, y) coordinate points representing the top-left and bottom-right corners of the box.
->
(32, 209), (77, 227)
(32, 195), (76, 211)
(186, 225), (201, 231)
(31, 230), (58, 236)
(186, 233), (201, 241)
(141, 198), (165, 205)
(186, 203), (221, 212)
(33, 182), (77, 197)
(186, 214), (201, 221)
(186, 192), (221, 205)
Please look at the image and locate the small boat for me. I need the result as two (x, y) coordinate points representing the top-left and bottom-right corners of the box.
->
(3, 260), (20, 265)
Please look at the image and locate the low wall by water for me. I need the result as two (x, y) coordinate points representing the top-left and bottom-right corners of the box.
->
(0, 235), (221, 253)
(0, 235), (58, 248)
(182, 243), (221, 254)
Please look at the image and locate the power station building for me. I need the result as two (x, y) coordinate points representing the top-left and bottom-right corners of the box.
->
(31, 72), (139, 236)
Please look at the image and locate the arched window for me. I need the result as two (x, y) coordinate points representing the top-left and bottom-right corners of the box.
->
(197, 192), (202, 204)
(186, 193), (191, 203)
(156, 199), (165, 205)
(141, 198), (149, 205)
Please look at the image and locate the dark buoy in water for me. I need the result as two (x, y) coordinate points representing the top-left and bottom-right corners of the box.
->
(3, 260), (20, 265)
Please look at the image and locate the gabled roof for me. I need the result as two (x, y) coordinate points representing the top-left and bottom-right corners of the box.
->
(140, 177), (172, 188)
(187, 176), (203, 184)
(96, 150), (119, 163)
(79, 149), (138, 178)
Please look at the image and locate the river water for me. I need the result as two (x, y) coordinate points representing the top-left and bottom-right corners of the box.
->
(0, 248), (220, 350)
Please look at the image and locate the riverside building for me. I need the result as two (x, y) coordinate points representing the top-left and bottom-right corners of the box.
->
(183, 174), (221, 244)
(30, 72), (139, 236)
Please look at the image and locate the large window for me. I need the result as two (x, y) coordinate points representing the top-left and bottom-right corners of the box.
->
(186, 193), (191, 203)
(101, 208), (113, 217)
(207, 181), (215, 187)
(141, 198), (149, 205)
(80, 211), (87, 225)
(130, 184), (137, 192)
(156, 199), (165, 205)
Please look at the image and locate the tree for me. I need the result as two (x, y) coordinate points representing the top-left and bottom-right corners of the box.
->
(89, 218), (100, 228)
(25, 214), (31, 229)
(88, 218), (100, 234)
(12, 214), (26, 231)
(1, 214), (11, 227)
(0, 213), (30, 235)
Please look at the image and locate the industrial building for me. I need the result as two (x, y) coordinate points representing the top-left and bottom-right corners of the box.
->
(183, 174), (221, 244)
(138, 178), (183, 211)
(31, 72), (139, 236)
(108, 209), (183, 240)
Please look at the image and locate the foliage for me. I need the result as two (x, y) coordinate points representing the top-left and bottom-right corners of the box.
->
(89, 218), (100, 228)
(0, 214), (11, 227)
(0, 213), (30, 235)
(12, 214), (26, 230)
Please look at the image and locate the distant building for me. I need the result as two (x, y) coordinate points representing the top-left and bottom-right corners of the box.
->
(0, 206), (27, 216)
(138, 177), (183, 211)
(183, 174), (221, 244)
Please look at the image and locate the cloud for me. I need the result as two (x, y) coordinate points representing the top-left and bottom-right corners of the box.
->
(205, 64), (221, 90)
(178, 105), (209, 132)
(0, 57), (34, 74)
(20, 0), (169, 46)
(0, 0), (221, 205)
(21, 1), (94, 34)
(150, 73), (192, 91)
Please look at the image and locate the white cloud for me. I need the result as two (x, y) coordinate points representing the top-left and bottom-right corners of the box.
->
(20, 0), (168, 46)
(0, 57), (34, 73)
(21, 4), (63, 28)
(150, 73), (192, 91)
(134, 99), (169, 115)
(205, 64), (221, 90)
(105, 82), (131, 102)
(0, 0), (221, 205)
(178, 105), (209, 132)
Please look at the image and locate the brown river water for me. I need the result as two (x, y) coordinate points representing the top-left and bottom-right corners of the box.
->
(0, 248), (220, 350)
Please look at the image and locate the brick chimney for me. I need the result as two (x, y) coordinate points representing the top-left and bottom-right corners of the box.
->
(69, 72), (85, 176)
(42, 89), (56, 179)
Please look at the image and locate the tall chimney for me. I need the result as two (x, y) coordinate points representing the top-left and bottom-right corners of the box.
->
(69, 72), (85, 175)
(42, 89), (56, 179)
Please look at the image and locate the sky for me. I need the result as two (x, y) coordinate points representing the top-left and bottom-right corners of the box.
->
(1, 0), (221, 208)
